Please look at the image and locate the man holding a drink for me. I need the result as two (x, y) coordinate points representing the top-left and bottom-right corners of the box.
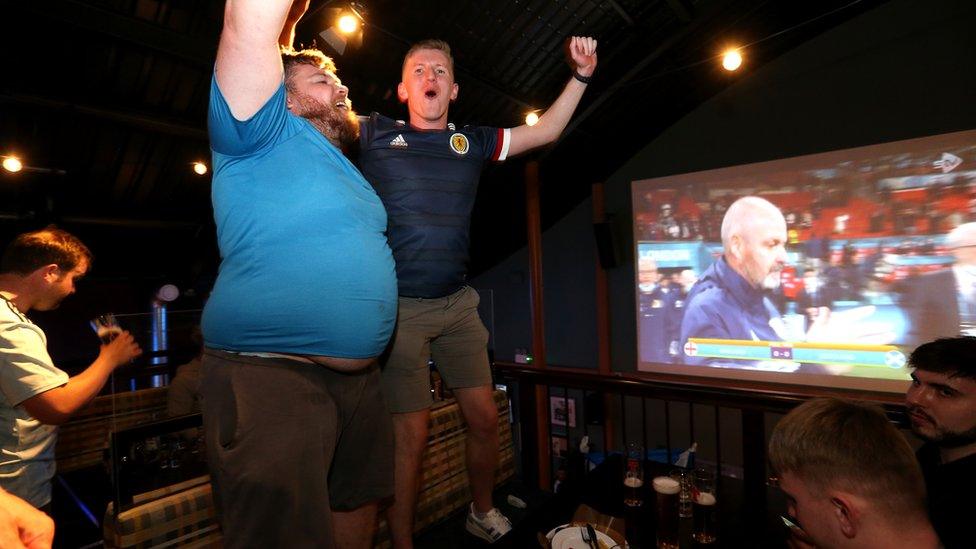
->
(0, 228), (142, 511)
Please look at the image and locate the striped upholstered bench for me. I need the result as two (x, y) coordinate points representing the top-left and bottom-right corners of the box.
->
(103, 477), (220, 549)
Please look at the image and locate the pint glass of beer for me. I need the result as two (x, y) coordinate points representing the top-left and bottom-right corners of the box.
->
(670, 468), (693, 518)
(653, 476), (680, 549)
(90, 313), (122, 343)
(692, 468), (718, 544)
(623, 442), (644, 507)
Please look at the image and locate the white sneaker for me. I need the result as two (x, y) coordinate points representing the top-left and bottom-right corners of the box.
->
(465, 503), (512, 543)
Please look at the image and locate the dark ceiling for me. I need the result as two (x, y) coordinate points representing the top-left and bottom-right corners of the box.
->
(0, 0), (886, 291)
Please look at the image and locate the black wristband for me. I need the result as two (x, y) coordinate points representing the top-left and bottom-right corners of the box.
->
(573, 70), (592, 84)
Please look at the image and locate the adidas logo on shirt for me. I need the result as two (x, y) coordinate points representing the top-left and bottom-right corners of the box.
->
(390, 134), (408, 148)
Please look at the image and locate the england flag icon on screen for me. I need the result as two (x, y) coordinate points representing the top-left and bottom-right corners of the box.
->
(770, 345), (794, 360)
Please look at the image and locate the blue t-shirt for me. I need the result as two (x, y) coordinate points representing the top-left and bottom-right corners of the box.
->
(202, 77), (396, 358)
(358, 113), (510, 298)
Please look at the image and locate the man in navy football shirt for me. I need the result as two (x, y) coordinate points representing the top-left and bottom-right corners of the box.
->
(360, 37), (597, 545)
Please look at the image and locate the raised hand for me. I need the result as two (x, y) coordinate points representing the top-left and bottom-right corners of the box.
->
(569, 36), (598, 77)
(100, 330), (143, 369)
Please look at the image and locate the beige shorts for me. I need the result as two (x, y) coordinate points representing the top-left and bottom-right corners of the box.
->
(380, 286), (491, 413)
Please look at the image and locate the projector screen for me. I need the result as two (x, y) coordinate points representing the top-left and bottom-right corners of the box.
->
(632, 129), (976, 393)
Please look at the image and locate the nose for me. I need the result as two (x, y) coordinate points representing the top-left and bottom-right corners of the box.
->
(336, 84), (348, 99)
(906, 384), (927, 406)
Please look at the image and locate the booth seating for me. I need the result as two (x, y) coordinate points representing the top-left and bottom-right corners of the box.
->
(95, 389), (514, 548)
(56, 387), (168, 473)
(104, 477), (220, 549)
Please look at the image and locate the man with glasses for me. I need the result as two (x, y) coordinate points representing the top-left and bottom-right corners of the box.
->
(768, 398), (939, 549)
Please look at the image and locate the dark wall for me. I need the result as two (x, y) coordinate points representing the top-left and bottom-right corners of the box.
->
(471, 0), (976, 370)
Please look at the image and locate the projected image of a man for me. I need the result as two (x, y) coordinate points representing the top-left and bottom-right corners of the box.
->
(722, 197), (788, 290)
(679, 197), (793, 367)
(679, 196), (891, 371)
(638, 255), (675, 364)
(902, 222), (976, 347)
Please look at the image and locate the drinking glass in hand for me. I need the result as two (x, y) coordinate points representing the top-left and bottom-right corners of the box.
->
(623, 442), (644, 507)
(90, 313), (121, 344)
(692, 468), (718, 544)
(653, 476), (680, 549)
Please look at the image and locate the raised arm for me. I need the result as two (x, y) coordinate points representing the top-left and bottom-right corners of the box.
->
(277, 0), (309, 49)
(507, 36), (597, 157)
(22, 332), (142, 425)
(216, 0), (306, 120)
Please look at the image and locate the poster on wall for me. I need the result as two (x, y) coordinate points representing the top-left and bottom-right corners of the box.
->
(550, 396), (577, 428)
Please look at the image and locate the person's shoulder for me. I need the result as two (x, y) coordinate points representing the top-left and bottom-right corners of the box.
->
(920, 268), (955, 283)
(460, 123), (500, 138)
(907, 269), (955, 296)
(365, 112), (403, 127)
(0, 297), (30, 327)
(683, 285), (729, 323)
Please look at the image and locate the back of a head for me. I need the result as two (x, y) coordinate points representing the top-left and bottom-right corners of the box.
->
(0, 227), (92, 276)
(909, 336), (976, 380)
(945, 222), (976, 251)
(769, 398), (926, 519)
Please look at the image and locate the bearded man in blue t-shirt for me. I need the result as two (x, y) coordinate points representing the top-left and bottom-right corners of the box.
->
(202, 1), (397, 547)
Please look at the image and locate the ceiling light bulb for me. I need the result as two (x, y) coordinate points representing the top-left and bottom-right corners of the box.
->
(337, 14), (359, 34)
(192, 161), (208, 175)
(2, 157), (23, 173)
(722, 50), (743, 71)
(525, 112), (540, 127)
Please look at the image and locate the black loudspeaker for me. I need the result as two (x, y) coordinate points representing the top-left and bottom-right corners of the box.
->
(584, 390), (604, 425)
(592, 221), (621, 269)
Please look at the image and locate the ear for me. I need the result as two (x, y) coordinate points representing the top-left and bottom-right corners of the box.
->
(450, 82), (459, 102)
(39, 264), (60, 283)
(397, 82), (408, 103)
(286, 95), (293, 110)
(830, 495), (859, 539)
(729, 234), (743, 259)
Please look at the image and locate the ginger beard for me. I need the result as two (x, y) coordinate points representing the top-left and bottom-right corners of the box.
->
(289, 92), (360, 147)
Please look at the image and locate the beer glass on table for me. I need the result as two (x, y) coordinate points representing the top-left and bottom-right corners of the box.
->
(692, 468), (718, 544)
(623, 442), (644, 507)
(670, 468), (693, 518)
(653, 475), (680, 549)
(91, 313), (121, 343)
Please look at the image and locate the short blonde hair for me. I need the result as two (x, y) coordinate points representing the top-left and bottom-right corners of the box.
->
(769, 398), (926, 517)
(402, 39), (454, 76)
